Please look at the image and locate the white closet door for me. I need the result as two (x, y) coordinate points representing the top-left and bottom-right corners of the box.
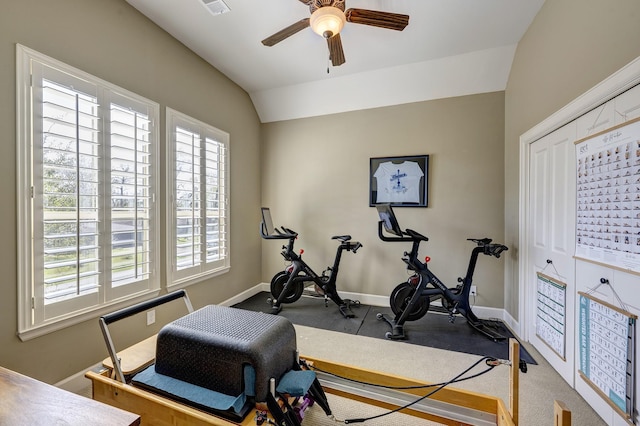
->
(522, 58), (640, 425)
(574, 87), (640, 426)
(528, 121), (576, 386)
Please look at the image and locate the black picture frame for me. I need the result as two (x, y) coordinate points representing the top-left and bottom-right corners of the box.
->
(369, 155), (429, 207)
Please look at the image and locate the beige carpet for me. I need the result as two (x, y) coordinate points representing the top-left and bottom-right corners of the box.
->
(78, 323), (606, 425)
(301, 393), (443, 426)
(294, 324), (606, 426)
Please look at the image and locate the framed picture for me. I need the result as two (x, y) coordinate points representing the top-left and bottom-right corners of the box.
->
(369, 155), (429, 207)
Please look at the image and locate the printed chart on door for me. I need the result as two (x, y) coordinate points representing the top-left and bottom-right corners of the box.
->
(575, 118), (640, 273)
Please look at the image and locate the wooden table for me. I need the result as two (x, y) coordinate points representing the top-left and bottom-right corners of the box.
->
(0, 365), (140, 426)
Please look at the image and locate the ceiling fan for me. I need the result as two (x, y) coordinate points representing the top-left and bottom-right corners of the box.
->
(261, 0), (409, 67)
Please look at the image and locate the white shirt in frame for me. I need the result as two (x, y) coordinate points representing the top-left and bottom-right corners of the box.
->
(374, 161), (423, 203)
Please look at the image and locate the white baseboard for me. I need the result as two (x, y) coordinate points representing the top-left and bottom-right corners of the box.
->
(337, 290), (389, 307)
(471, 305), (504, 321)
(219, 283), (266, 307)
(56, 361), (102, 394)
(501, 310), (521, 337)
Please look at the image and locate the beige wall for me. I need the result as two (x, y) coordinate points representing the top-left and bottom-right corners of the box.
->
(6, 0), (640, 388)
(504, 0), (640, 318)
(0, 0), (262, 383)
(261, 92), (506, 307)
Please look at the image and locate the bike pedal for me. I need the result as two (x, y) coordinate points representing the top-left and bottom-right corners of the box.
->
(270, 305), (282, 315)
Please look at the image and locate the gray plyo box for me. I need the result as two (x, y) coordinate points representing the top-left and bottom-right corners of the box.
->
(155, 305), (297, 401)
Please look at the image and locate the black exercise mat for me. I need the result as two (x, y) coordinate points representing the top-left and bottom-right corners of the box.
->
(232, 291), (367, 335)
(233, 292), (536, 365)
(359, 306), (536, 365)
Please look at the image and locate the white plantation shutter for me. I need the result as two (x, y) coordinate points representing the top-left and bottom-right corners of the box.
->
(167, 108), (229, 287)
(107, 96), (156, 299)
(204, 135), (226, 263)
(35, 69), (102, 321)
(17, 45), (160, 337)
(174, 125), (202, 270)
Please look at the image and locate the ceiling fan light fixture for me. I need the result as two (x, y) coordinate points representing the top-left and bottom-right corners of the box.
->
(310, 6), (346, 38)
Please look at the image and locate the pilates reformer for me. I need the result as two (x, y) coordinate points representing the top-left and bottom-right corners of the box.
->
(93, 290), (332, 426)
(86, 290), (571, 426)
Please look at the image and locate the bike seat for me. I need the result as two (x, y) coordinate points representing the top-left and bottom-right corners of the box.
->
(405, 229), (428, 242)
(332, 235), (351, 242)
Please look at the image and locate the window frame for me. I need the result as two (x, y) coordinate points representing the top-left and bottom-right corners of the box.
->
(165, 107), (230, 289)
(16, 44), (161, 340)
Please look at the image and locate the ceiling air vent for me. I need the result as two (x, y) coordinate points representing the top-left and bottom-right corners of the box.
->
(202, 0), (230, 16)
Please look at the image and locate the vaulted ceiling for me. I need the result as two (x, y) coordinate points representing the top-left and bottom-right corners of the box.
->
(126, 0), (545, 122)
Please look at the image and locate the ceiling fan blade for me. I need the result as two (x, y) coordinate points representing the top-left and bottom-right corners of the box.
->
(297, 0), (312, 4)
(345, 8), (409, 31)
(261, 18), (310, 46)
(327, 33), (345, 66)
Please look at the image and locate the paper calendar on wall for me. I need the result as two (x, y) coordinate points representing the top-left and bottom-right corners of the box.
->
(574, 117), (640, 274)
(536, 273), (566, 359)
(578, 292), (636, 420)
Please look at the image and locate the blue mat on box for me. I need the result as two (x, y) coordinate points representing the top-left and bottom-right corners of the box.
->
(132, 364), (319, 421)
(132, 364), (253, 421)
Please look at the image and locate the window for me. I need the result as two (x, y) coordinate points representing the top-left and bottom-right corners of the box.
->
(166, 108), (229, 287)
(16, 45), (160, 339)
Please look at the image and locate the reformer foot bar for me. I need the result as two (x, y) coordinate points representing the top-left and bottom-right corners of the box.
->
(86, 291), (571, 426)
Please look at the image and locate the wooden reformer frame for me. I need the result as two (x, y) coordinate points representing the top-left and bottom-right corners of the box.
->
(86, 290), (571, 426)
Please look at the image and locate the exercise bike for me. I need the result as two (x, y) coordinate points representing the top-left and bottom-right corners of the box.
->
(260, 207), (362, 318)
(375, 204), (509, 341)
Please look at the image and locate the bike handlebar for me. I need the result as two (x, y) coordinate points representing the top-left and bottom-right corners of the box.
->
(486, 244), (508, 258)
(262, 222), (362, 260)
(467, 237), (492, 245)
(466, 237), (508, 258)
(378, 221), (420, 242)
(281, 226), (297, 235)
(377, 221), (430, 243)
(406, 228), (429, 242)
(380, 219), (508, 261)
(260, 222), (297, 240)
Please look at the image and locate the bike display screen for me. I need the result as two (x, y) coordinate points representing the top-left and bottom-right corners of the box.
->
(261, 207), (275, 236)
(376, 204), (402, 236)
